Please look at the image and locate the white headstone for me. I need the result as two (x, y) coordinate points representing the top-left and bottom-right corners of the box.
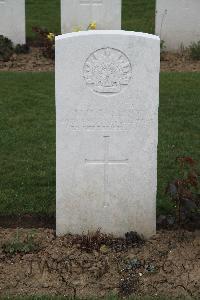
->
(61, 0), (121, 33)
(56, 31), (160, 238)
(155, 0), (200, 51)
(0, 0), (25, 45)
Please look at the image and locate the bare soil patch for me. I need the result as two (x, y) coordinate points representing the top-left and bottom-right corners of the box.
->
(0, 228), (199, 298)
(161, 51), (200, 72)
(0, 47), (54, 72)
(0, 48), (200, 72)
(0, 214), (55, 229)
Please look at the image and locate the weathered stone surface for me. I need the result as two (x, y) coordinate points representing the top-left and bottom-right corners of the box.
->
(0, 0), (25, 45)
(61, 0), (121, 33)
(156, 0), (200, 51)
(56, 31), (160, 238)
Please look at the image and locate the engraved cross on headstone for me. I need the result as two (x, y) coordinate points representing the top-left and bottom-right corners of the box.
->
(85, 136), (128, 207)
(80, 0), (102, 6)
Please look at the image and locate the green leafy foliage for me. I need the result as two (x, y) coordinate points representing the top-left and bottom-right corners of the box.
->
(123, 258), (142, 271)
(189, 41), (200, 60)
(2, 228), (39, 254)
(160, 40), (166, 52)
(145, 263), (156, 273)
(0, 35), (30, 61)
(160, 40), (166, 61)
(0, 35), (14, 61)
(15, 44), (30, 54)
(26, 0), (61, 41)
(166, 157), (200, 226)
(32, 27), (55, 59)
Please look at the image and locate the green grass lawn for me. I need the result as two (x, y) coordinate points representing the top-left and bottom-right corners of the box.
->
(0, 72), (199, 216)
(25, 0), (155, 41)
(26, 0), (61, 41)
(0, 72), (55, 215)
(122, 0), (155, 33)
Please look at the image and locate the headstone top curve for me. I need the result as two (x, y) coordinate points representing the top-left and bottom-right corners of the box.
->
(56, 30), (160, 42)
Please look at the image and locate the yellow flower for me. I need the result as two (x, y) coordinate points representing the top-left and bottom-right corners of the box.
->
(47, 32), (55, 41)
(88, 22), (97, 30)
(73, 26), (82, 32)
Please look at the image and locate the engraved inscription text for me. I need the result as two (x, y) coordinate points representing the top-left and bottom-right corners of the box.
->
(80, 0), (102, 5)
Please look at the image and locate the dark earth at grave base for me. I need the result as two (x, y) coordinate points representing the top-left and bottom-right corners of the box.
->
(0, 228), (199, 298)
(0, 47), (200, 72)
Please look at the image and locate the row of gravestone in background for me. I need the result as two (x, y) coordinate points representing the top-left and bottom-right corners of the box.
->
(0, 0), (200, 50)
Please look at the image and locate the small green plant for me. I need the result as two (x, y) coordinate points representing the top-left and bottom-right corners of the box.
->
(32, 27), (55, 59)
(123, 258), (142, 271)
(145, 263), (157, 273)
(160, 40), (166, 61)
(2, 228), (39, 254)
(0, 35), (30, 61)
(0, 35), (14, 61)
(189, 41), (200, 60)
(160, 40), (166, 53)
(166, 157), (200, 226)
(32, 22), (97, 60)
(15, 43), (30, 54)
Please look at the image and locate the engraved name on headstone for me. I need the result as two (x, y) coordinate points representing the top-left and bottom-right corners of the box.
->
(56, 31), (160, 238)
(80, 0), (103, 6)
